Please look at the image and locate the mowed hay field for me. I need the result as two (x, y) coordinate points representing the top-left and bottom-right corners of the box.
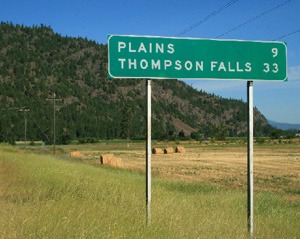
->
(1, 140), (299, 238)
(67, 140), (300, 199)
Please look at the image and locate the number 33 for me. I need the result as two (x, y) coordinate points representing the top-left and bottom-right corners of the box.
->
(263, 63), (278, 73)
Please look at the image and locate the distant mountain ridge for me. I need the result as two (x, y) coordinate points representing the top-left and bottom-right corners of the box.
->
(268, 120), (300, 130)
(0, 22), (274, 143)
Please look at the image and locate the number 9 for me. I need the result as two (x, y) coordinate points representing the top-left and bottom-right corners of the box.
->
(272, 48), (278, 57)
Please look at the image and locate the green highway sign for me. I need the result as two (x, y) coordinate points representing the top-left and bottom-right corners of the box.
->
(108, 35), (287, 81)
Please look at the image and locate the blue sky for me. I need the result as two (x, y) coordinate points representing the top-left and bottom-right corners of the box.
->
(1, 0), (299, 124)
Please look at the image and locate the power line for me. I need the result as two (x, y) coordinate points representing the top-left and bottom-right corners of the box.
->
(176, 0), (240, 37)
(216, 0), (292, 38)
(274, 29), (300, 40)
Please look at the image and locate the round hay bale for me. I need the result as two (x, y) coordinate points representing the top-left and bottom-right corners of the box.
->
(164, 147), (174, 154)
(175, 146), (186, 153)
(69, 151), (81, 158)
(100, 154), (124, 168)
(152, 148), (163, 154)
(100, 154), (114, 164)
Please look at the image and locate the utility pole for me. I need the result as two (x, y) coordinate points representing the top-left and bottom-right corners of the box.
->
(19, 107), (30, 145)
(5, 107), (30, 144)
(46, 93), (62, 154)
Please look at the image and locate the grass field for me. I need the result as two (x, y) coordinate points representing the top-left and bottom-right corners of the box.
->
(0, 140), (299, 238)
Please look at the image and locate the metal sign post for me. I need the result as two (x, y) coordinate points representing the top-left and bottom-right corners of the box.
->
(146, 79), (152, 225)
(247, 81), (254, 236)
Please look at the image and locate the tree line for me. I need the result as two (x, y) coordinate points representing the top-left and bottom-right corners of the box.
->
(0, 22), (280, 144)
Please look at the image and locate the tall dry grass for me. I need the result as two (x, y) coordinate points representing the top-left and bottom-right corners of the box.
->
(0, 145), (299, 238)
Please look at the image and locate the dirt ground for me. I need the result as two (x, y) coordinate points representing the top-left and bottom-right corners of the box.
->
(68, 139), (300, 201)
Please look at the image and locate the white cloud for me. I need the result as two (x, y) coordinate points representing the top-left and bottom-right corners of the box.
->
(288, 66), (300, 80)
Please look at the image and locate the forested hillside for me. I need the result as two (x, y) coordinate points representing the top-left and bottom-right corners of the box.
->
(0, 22), (273, 144)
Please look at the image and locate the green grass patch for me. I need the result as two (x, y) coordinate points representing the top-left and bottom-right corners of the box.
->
(285, 189), (300, 195)
(160, 180), (219, 195)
